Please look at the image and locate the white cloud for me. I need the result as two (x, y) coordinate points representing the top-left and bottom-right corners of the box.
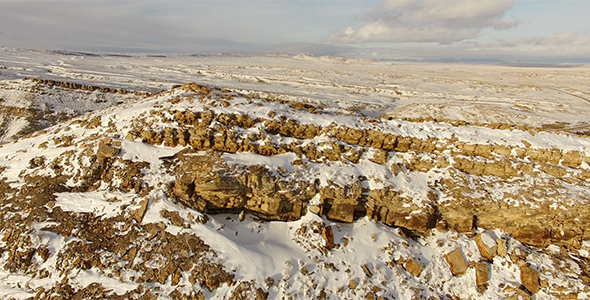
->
(327, 0), (518, 44)
(343, 31), (590, 63)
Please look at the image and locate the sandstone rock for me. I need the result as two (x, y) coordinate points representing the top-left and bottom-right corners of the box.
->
(318, 141), (341, 161)
(85, 116), (102, 129)
(540, 163), (567, 178)
(475, 262), (489, 289)
(362, 264), (373, 278)
(163, 128), (177, 147)
(444, 248), (467, 276)
(255, 288), (268, 300)
(561, 150), (582, 168)
(369, 149), (388, 164)
(520, 266), (540, 294)
(308, 205), (321, 215)
(492, 144), (512, 157)
(382, 134), (397, 150)
(395, 136), (412, 152)
(512, 225), (550, 248)
(474, 144), (493, 158)
(497, 239), (508, 257)
(173, 179), (194, 201)
(326, 202), (355, 223)
(161, 210), (185, 227)
(342, 146), (360, 163)
(457, 142), (476, 155)
(125, 247), (138, 268)
(321, 226), (335, 249)
(130, 199), (149, 223)
(475, 232), (498, 260)
(404, 259), (423, 277)
(96, 143), (120, 158)
(366, 187), (437, 234)
(390, 163), (400, 176)
(505, 287), (532, 300)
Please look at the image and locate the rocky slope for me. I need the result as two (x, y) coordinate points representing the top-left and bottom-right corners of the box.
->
(0, 78), (145, 143)
(0, 77), (589, 299)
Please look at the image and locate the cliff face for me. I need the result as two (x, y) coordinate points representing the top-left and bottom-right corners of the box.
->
(133, 83), (590, 250)
(0, 80), (589, 299)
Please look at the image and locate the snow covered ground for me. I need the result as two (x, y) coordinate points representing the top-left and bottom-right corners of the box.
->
(0, 48), (589, 299)
(2, 48), (590, 132)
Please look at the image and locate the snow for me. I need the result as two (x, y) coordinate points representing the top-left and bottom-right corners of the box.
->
(0, 48), (589, 299)
(479, 230), (498, 249)
(54, 191), (131, 218)
(2, 48), (590, 133)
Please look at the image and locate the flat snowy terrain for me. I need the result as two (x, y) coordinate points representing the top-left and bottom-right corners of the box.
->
(2, 49), (589, 132)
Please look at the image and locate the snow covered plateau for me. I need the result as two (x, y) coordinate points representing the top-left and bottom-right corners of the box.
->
(0, 48), (589, 299)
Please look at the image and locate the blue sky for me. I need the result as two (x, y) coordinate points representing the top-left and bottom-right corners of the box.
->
(1, 0), (589, 61)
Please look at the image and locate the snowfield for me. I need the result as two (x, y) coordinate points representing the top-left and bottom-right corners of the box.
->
(0, 48), (589, 299)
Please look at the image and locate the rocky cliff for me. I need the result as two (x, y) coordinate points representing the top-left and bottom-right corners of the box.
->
(0, 80), (589, 299)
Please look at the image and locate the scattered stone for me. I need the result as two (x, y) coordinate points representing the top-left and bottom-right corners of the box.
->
(96, 143), (120, 158)
(255, 288), (268, 300)
(444, 248), (467, 276)
(497, 239), (508, 257)
(475, 232), (497, 260)
(475, 262), (489, 290)
(321, 226), (335, 249)
(29, 156), (46, 168)
(308, 205), (321, 215)
(161, 209), (185, 227)
(404, 259), (423, 277)
(130, 199), (149, 223)
(520, 266), (540, 294)
(362, 264), (373, 278)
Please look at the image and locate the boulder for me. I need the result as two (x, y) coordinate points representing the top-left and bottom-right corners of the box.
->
(475, 262), (489, 289)
(404, 259), (423, 277)
(326, 202), (355, 223)
(444, 248), (467, 276)
(96, 143), (120, 158)
(368, 149), (388, 164)
(520, 266), (540, 294)
(308, 205), (321, 215)
(475, 232), (498, 260)
(497, 239), (508, 257)
(321, 226), (335, 249)
(130, 199), (149, 223)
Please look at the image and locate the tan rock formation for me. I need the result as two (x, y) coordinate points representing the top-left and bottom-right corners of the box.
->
(444, 248), (467, 276)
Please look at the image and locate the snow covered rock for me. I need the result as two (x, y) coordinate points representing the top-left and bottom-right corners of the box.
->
(1, 50), (590, 298)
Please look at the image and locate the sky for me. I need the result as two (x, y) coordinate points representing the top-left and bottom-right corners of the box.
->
(1, 0), (589, 62)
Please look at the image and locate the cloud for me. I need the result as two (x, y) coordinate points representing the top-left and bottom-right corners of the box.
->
(346, 31), (590, 63)
(327, 0), (518, 44)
